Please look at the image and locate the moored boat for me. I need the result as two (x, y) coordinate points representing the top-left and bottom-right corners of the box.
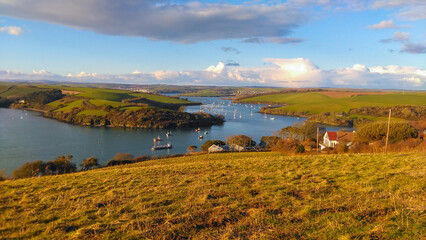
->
(151, 143), (172, 150)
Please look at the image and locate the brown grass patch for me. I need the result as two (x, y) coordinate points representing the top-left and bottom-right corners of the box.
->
(61, 90), (81, 95)
(318, 91), (389, 98)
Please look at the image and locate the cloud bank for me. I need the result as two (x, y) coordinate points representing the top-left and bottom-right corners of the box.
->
(0, 0), (307, 43)
(1, 58), (424, 90)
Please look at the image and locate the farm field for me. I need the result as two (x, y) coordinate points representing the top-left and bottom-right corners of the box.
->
(237, 92), (426, 114)
(0, 152), (424, 239)
(0, 84), (48, 99)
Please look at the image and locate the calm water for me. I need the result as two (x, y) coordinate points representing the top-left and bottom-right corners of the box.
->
(0, 97), (341, 174)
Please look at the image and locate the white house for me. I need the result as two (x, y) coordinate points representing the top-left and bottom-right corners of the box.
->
(208, 144), (224, 153)
(322, 131), (355, 149)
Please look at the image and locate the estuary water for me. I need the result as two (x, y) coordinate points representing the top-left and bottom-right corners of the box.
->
(0, 97), (338, 174)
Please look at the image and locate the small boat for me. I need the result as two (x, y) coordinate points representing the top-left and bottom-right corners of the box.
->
(198, 135), (204, 139)
(152, 144), (172, 150)
(270, 117), (275, 120)
(153, 136), (163, 142)
(204, 130), (209, 134)
(195, 128), (201, 132)
(166, 131), (172, 137)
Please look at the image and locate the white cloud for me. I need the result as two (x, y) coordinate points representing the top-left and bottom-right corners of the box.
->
(367, 20), (399, 29)
(206, 62), (226, 74)
(67, 72), (98, 78)
(0, 25), (22, 35)
(1, 59), (424, 89)
(32, 69), (52, 75)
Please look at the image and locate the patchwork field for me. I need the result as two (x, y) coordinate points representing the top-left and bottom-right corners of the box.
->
(0, 152), (424, 239)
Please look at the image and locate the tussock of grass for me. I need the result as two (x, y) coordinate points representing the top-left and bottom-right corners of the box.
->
(0, 152), (424, 239)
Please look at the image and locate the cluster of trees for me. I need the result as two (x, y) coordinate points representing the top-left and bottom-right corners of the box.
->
(355, 122), (418, 143)
(12, 155), (79, 179)
(44, 104), (225, 129)
(280, 121), (322, 141)
(349, 106), (426, 121)
(25, 89), (64, 105)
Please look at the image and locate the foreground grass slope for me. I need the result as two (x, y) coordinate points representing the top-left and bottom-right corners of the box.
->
(1, 152), (424, 239)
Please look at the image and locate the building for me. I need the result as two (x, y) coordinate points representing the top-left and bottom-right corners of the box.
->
(322, 131), (355, 149)
(208, 144), (225, 153)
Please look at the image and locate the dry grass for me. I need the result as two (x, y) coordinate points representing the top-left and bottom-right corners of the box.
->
(0, 152), (425, 239)
(318, 91), (389, 98)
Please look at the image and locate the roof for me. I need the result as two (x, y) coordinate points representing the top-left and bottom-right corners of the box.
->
(208, 144), (224, 152)
(326, 131), (338, 141)
(326, 131), (355, 142)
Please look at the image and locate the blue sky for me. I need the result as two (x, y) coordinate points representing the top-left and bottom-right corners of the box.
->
(0, 0), (425, 89)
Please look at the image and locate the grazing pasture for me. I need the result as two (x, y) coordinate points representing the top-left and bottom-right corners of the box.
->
(238, 92), (426, 114)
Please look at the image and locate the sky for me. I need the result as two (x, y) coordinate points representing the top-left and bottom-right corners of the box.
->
(0, 0), (425, 89)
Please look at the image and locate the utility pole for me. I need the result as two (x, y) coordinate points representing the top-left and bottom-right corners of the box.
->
(316, 127), (319, 153)
(385, 109), (391, 153)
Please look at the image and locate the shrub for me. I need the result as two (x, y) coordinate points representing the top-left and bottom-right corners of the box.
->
(334, 141), (349, 154)
(0, 169), (7, 181)
(296, 144), (305, 153)
(260, 136), (280, 149)
(12, 160), (46, 179)
(187, 145), (198, 153)
(271, 139), (300, 153)
(226, 135), (256, 148)
(80, 157), (99, 171)
(50, 155), (77, 174)
(356, 122), (418, 143)
(134, 155), (151, 162)
(107, 153), (135, 166)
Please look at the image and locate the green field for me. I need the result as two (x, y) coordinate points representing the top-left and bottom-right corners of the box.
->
(51, 99), (85, 112)
(1, 152), (424, 239)
(132, 93), (192, 104)
(119, 106), (145, 112)
(89, 99), (127, 108)
(239, 92), (426, 114)
(0, 84), (48, 98)
(39, 85), (196, 115)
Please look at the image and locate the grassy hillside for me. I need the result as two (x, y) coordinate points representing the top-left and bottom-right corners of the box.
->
(238, 92), (426, 114)
(1, 152), (424, 239)
(0, 84), (48, 98)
